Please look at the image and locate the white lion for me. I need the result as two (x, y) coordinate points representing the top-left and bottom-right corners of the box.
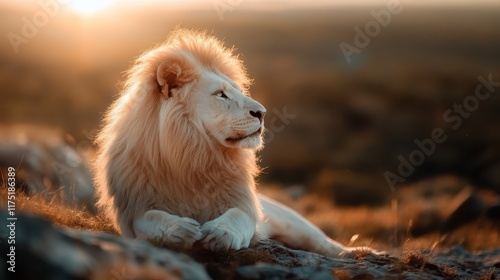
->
(93, 29), (365, 257)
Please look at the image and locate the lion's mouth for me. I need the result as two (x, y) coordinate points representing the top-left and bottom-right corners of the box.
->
(226, 128), (262, 142)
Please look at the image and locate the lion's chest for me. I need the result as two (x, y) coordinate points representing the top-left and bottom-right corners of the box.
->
(155, 182), (244, 224)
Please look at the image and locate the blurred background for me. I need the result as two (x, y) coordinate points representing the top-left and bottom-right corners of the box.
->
(1, 0), (500, 249)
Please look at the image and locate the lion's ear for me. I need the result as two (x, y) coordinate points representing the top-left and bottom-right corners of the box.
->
(156, 61), (179, 99)
(156, 58), (196, 99)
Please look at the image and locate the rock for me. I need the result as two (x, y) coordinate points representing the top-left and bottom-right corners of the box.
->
(0, 126), (96, 213)
(0, 211), (211, 280)
(236, 264), (336, 280)
(433, 245), (500, 274)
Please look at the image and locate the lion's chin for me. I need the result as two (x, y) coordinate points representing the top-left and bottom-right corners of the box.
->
(224, 131), (263, 149)
(226, 128), (261, 142)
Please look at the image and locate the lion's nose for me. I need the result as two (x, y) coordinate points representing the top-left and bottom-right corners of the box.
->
(250, 110), (266, 123)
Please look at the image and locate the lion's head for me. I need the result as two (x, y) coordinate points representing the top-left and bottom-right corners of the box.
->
(115, 29), (266, 153)
(156, 57), (266, 150)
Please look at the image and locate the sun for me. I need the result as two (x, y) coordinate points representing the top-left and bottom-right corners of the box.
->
(67, 0), (117, 15)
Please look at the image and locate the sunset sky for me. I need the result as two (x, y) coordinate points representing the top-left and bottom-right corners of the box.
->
(1, 0), (499, 16)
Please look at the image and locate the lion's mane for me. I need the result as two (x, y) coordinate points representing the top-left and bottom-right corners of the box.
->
(93, 30), (262, 237)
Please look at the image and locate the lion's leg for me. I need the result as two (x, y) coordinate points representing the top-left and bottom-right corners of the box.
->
(200, 208), (256, 251)
(134, 210), (202, 249)
(258, 194), (356, 257)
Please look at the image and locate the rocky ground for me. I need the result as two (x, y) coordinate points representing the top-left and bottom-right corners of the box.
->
(1, 210), (499, 280)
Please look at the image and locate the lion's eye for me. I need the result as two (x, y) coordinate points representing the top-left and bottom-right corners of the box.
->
(214, 90), (228, 99)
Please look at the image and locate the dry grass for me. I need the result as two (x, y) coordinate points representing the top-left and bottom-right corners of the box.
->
(399, 251), (430, 269)
(0, 186), (116, 234)
(348, 248), (375, 260)
(442, 265), (459, 279)
(260, 181), (500, 252)
(479, 269), (497, 280)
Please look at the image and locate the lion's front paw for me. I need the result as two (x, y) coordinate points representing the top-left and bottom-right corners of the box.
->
(135, 211), (202, 249)
(200, 219), (247, 251)
(163, 217), (203, 248)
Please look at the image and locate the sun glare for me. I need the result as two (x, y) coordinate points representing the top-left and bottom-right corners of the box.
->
(67, 0), (117, 15)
